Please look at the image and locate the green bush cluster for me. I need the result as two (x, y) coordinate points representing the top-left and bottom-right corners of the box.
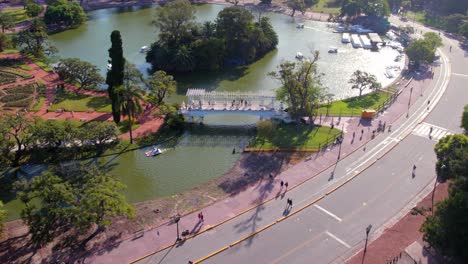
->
(146, 1), (278, 73)
(0, 68), (32, 78)
(0, 84), (36, 108)
(4, 97), (33, 108)
(0, 93), (30, 103)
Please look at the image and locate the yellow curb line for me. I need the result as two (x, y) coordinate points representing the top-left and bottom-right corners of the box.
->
(129, 122), (388, 264)
(193, 246), (230, 264)
(194, 133), (411, 263)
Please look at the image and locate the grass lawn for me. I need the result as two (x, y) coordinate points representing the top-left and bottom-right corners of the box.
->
(311, 0), (341, 14)
(249, 123), (342, 149)
(318, 91), (392, 116)
(0, 49), (20, 55)
(3, 9), (30, 25)
(34, 60), (53, 72)
(49, 89), (112, 112)
(30, 96), (45, 112)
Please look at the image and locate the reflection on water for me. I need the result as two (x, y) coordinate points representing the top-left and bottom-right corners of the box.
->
(0, 4), (406, 221)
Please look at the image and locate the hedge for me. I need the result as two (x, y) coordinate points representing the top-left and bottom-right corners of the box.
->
(0, 72), (16, 86)
(4, 84), (36, 94)
(4, 97), (33, 108)
(0, 93), (31, 103)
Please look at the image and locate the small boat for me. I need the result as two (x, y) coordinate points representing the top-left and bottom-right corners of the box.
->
(295, 52), (304, 60)
(341, 33), (351, 43)
(351, 34), (362, 48)
(145, 147), (162, 157)
(328, 46), (338, 53)
(296, 23), (304, 29)
(107, 63), (112, 70)
(140, 46), (149, 53)
(359, 34), (372, 49)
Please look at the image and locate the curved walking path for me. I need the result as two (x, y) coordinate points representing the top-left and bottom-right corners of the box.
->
(0, 53), (164, 139)
(68, 53), (439, 263)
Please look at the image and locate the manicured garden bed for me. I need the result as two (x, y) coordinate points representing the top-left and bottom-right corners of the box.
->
(0, 68), (33, 79)
(0, 72), (16, 86)
(2, 9), (30, 25)
(0, 83), (37, 109)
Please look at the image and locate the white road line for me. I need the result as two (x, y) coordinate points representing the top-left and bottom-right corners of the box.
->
(452, 72), (468, 78)
(325, 231), (351, 248)
(314, 204), (342, 222)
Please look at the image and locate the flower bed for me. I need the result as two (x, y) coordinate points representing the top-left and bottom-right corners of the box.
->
(0, 83), (37, 109)
(4, 84), (35, 94)
(4, 97), (33, 108)
(0, 93), (30, 103)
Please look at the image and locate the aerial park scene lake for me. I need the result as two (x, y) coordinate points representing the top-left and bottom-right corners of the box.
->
(2, 0), (435, 262)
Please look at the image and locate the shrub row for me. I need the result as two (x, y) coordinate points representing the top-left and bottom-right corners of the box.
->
(4, 97), (33, 108)
(4, 84), (36, 94)
(0, 72), (16, 86)
(0, 93), (31, 103)
(0, 69), (33, 79)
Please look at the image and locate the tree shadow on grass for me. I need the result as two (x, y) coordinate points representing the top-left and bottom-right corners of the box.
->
(86, 96), (111, 111)
(54, 89), (87, 103)
(343, 92), (381, 109)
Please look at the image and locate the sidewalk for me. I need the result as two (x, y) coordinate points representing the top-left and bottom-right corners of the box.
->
(74, 64), (439, 263)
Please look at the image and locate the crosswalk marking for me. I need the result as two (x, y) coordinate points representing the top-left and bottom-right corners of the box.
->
(412, 122), (452, 141)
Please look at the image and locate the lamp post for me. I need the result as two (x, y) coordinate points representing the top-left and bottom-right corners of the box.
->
(361, 224), (372, 264)
(174, 214), (181, 241)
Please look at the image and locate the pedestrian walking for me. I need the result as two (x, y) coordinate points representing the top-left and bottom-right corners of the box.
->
(361, 129), (364, 134)
(352, 131), (355, 138)
(285, 182), (288, 189)
(280, 181), (284, 187)
(198, 213), (201, 221)
(200, 212), (204, 222)
(429, 126), (433, 134)
(289, 199), (293, 207)
(450, 45), (452, 52)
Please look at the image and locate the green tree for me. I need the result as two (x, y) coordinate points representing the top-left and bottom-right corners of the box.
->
(405, 39), (435, 68)
(459, 21), (468, 39)
(462, 105), (468, 132)
(434, 134), (468, 182)
(269, 51), (325, 121)
(106, 30), (125, 124)
(0, 112), (33, 167)
(55, 58), (104, 89)
(80, 121), (118, 146)
(147, 70), (176, 106)
(152, 0), (195, 45)
(423, 32), (443, 49)
(421, 177), (468, 263)
(14, 18), (55, 58)
(43, 1), (86, 28)
(444, 14), (466, 33)
(25, 0), (43, 17)
(286, 0), (306, 17)
(17, 167), (134, 245)
(0, 201), (6, 238)
(116, 63), (144, 144)
(348, 70), (381, 97)
(0, 11), (15, 33)
(340, 0), (363, 18)
(0, 33), (11, 52)
(29, 118), (65, 150)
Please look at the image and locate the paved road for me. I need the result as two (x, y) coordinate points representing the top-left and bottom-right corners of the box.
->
(137, 19), (466, 264)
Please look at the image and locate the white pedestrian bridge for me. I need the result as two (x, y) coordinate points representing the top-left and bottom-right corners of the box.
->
(179, 89), (290, 122)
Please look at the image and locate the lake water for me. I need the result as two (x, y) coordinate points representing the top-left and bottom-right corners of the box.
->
(2, 4), (404, 220)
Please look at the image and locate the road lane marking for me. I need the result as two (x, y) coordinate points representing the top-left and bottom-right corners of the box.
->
(270, 232), (324, 264)
(325, 231), (351, 248)
(452, 72), (468, 78)
(314, 204), (342, 222)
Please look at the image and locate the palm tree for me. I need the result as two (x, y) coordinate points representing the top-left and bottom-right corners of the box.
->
(116, 63), (145, 144)
(116, 84), (144, 144)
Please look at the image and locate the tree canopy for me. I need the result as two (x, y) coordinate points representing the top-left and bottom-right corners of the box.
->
(269, 51), (326, 121)
(462, 105), (468, 133)
(147, 70), (176, 106)
(340, 0), (390, 18)
(43, 0), (86, 28)
(17, 166), (134, 245)
(348, 70), (381, 97)
(405, 32), (442, 68)
(146, 1), (278, 73)
(421, 107), (468, 263)
(25, 0), (43, 17)
(106, 30), (125, 124)
(0, 12), (15, 33)
(55, 58), (104, 89)
(0, 201), (6, 238)
(14, 18), (56, 58)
